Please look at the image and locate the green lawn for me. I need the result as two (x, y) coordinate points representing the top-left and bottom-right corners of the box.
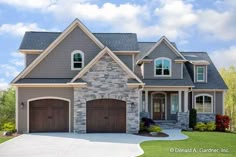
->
(140, 131), (236, 157)
(0, 131), (13, 144)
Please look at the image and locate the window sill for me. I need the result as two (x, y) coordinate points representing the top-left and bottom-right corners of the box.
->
(71, 68), (82, 70)
(197, 112), (214, 114)
(154, 75), (172, 77)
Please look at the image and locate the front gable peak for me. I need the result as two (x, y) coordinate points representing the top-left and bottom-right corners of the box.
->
(12, 18), (105, 83)
(138, 36), (187, 63)
(71, 47), (143, 84)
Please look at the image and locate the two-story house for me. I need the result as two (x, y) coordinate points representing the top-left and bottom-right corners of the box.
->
(12, 19), (227, 133)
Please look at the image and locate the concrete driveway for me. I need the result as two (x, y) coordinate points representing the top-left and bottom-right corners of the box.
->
(0, 130), (188, 157)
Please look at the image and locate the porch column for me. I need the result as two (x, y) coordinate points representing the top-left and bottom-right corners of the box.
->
(139, 90), (142, 112)
(145, 90), (148, 112)
(184, 90), (188, 112)
(178, 90), (182, 112)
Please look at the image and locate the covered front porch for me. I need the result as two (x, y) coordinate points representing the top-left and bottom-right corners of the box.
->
(139, 87), (190, 129)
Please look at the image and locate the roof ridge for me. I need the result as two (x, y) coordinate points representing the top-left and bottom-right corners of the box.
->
(138, 42), (156, 43)
(93, 33), (137, 34)
(181, 51), (207, 53)
(26, 31), (61, 33)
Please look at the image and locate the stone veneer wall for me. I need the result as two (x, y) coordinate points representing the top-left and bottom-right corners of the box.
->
(197, 113), (215, 122)
(74, 54), (140, 133)
(177, 112), (189, 130)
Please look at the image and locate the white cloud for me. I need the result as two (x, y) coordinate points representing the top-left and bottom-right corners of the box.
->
(0, 64), (20, 78)
(10, 52), (24, 67)
(0, 0), (53, 9)
(210, 46), (236, 69)
(0, 78), (9, 91)
(1, 0), (236, 41)
(0, 23), (47, 36)
(196, 9), (236, 40)
(153, 0), (197, 39)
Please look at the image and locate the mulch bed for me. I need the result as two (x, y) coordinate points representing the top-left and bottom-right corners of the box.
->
(134, 132), (169, 137)
(0, 132), (21, 138)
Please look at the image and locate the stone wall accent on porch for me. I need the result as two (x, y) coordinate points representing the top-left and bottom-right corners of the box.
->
(197, 113), (216, 122)
(74, 54), (140, 133)
(177, 112), (189, 130)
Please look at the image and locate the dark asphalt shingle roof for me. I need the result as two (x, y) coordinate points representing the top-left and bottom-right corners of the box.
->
(182, 52), (227, 89)
(181, 52), (205, 61)
(19, 32), (138, 51)
(15, 78), (72, 84)
(19, 32), (61, 50)
(94, 33), (138, 51)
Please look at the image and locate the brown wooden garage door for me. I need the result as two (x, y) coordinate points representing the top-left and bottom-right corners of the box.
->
(29, 99), (69, 132)
(86, 99), (126, 133)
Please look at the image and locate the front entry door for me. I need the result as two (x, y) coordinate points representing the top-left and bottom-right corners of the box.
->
(153, 93), (165, 120)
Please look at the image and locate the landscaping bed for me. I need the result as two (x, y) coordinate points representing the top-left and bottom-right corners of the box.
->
(135, 131), (169, 137)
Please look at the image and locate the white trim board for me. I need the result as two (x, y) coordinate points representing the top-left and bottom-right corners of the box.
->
(15, 87), (19, 132)
(71, 47), (143, 83)
(27, 97), (71, 133)
(12, 18), (105, 83)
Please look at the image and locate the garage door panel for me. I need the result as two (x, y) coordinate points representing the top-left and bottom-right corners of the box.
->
(86, 99), (126, 133)
(29, 99), (69, 132)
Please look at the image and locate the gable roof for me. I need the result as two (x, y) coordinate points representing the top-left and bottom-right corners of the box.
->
(137, 36), (186, 62)
(12, 18), (105, 83)
(71, 47), (143, 84)
(182, 52), (227, 89)
(19, 32), (139, 51)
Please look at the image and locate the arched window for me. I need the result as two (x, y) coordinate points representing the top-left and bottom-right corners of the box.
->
(195, 94), (213, 113)
(154, 57), (171, 76)
(71, 50), (84, 70)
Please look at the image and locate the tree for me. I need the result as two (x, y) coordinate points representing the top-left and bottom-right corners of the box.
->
(0, 87), (15, 130)
(220, 66), (236, 131)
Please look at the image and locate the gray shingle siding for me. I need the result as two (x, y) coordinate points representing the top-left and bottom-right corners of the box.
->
(18, 31), (227, 90)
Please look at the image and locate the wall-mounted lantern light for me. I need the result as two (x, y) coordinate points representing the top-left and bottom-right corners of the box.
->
(20, 102), (25, 109)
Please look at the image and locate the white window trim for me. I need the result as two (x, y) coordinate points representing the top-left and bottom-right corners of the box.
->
(194, 94), (213, 113)
(154, 57), (172, 77)
(196, 66), (205, 82)
(71, 50), (84, 70)
(170, 93), (179, 114)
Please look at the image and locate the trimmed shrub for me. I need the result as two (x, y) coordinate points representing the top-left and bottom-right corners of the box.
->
(195, 122), (206, 131)
(3, 122), (16, 133)
(189, 108), (197, 128)
(141, 117), (155, 127)
(206, 121), (216, 131)
(215, 114), (230, 131)
(148, 125), (162, 133)
(139, 122), (146, 132)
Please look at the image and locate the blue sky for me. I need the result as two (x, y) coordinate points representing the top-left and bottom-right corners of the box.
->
(0, 0), (236, 90)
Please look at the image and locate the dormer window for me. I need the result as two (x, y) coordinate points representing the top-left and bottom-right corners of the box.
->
(197, 66), (205, 82)
(71, 50), (84, 70)
(154, 57), (171, 76)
